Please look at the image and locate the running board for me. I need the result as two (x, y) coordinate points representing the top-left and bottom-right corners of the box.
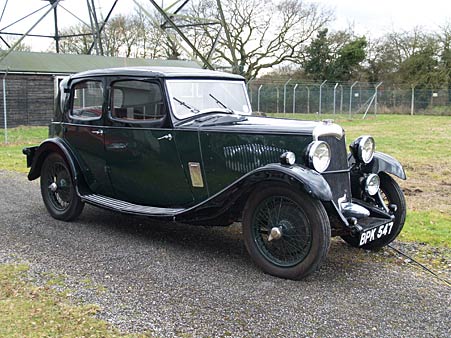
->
(81, 193), (185, 218)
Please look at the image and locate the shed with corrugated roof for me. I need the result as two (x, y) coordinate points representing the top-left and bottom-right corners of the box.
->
(0, 51), (199, 127)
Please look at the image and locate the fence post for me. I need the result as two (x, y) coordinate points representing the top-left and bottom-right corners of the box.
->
(410, 85), (415, 115)
(333, 82), (338, 114)
(292, 83), (298, 114)
(247, 78), (255, 106)
(306, 86), (310, 114)
(257, 84), (263, 112)
(374, 82), (383, 115)
(283, 78), (291, 114)
(2, 70), (8, 144)
(349, 81), (358, 117)
(276, 87), (280, 114)
(319, 80), (327, 114)
(340, 84), (343, 113)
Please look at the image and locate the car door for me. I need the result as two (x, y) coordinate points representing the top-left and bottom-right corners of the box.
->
(64, 78), (114, 196)
(104, 78), (194, 207)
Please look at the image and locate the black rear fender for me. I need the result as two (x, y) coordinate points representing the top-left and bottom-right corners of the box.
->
(24, 138), (81, 183)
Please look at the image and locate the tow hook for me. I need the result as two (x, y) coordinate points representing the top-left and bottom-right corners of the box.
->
(348, 217), (363, 236)
(350, 226), (363, 236)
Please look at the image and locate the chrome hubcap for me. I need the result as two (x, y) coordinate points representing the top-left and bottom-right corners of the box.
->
(49, 182), (58, 192)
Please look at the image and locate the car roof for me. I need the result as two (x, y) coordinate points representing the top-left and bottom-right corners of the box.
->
(71, 66), (245, 81)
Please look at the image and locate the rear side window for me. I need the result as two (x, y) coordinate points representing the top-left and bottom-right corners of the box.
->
(110, 80), (165, 121)
(70, 80), (104, 121)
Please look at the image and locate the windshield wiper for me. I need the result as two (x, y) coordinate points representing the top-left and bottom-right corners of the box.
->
(209, 94), (234, 113)
(173, 97), (200, 113)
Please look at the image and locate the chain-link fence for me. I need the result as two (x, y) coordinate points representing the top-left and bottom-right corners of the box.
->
(2, 77), (451, 143)
(248, 80), (451, 117)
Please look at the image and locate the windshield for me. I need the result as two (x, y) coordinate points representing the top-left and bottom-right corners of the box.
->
(166, 79), (252, 119)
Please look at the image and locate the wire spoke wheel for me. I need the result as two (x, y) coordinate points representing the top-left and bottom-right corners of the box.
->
(43, 161), (73, 211)
(252, 196), (312, 267)
(243, 185), (330, 280)
(40, 153), (84, 221)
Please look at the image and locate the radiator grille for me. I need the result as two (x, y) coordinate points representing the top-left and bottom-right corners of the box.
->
(319, 136), (348, 171)
(223, 144), (288, 173)
(319, 136), (352, 203)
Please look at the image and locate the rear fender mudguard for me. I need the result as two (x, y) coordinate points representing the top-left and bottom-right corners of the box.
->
(176, 163), (332, 224)
(25, 138), (81, 183)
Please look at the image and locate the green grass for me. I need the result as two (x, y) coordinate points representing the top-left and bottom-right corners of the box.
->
(2, 125), (48, 144)
(400, 211), (451, 246)
(0, 126), (47, 173)
(0, 263), (139, 337)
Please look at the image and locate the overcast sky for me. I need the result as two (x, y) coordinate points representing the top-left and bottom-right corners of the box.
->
(316, 0), (451, 37)
(1, 0), (450, 51)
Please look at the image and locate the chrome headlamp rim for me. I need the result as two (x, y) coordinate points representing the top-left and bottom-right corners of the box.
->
(307, 141), (331, 173)
(364, 173), (380, 196)
(358, 135), (375, 164)
(350, 135), (375, 164)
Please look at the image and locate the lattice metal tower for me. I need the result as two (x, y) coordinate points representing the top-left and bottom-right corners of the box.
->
(0, 0), (230, 70)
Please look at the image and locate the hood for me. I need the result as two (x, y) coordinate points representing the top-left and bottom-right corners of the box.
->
(179, 114), (344, 139)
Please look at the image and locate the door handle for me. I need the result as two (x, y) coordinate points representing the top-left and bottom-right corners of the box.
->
(158, 133), (173, 141)
(91, 129), (104, 135)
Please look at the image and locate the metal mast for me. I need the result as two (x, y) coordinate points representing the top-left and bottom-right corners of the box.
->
(0, 0), (230, 69)
(140, 0), (230, 70)
(0, 0), (118, 59)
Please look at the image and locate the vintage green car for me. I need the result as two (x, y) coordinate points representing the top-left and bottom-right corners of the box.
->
(23, 67), (406, 280)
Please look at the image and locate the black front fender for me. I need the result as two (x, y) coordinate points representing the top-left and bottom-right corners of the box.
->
(24, 138), (81, 183)
(176, 163), (332, 224)
(364, 151), (406, 180)
(252, 164), (333, 201)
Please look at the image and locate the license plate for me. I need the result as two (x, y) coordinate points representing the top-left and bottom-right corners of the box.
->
(359, 222), (394, 246)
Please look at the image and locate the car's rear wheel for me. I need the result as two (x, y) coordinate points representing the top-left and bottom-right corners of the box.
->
(342, 172), (406, 250)
(242, 185), (330, 280)
(40, 153), (84, 221)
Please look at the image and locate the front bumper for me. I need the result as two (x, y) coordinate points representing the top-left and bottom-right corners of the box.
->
(328, 197), (395, 243)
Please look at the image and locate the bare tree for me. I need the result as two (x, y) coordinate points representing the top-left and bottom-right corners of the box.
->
(58, 24), (93, 54)
(58, 10), (173, 58)
(183, 0), (331, 80)
(2, 37), (31, 52)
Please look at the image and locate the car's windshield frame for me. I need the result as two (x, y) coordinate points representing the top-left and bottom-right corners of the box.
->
(165, 78), (252, 120)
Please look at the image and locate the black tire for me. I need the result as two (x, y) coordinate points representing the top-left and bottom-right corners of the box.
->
(342, 172), (406, 250)
(242, 185), (331, 280)
(40, 153), (84, 221)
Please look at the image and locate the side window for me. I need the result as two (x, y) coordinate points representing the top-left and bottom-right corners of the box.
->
(110, 80), (165, 121)
(70, 80), (104, 121)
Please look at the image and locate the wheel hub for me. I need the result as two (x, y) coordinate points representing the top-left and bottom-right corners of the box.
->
(49, 182), (58, 192)
(268, 226), (283, 241)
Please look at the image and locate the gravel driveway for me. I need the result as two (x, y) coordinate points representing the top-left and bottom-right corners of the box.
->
(0, 170), (449, 337)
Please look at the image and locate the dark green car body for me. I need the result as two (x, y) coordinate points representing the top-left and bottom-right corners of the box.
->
(23, 67), (407, 279)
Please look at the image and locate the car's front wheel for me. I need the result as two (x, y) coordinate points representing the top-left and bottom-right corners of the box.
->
(242, 185), (330, 280)
(40, 153), (84, 221)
